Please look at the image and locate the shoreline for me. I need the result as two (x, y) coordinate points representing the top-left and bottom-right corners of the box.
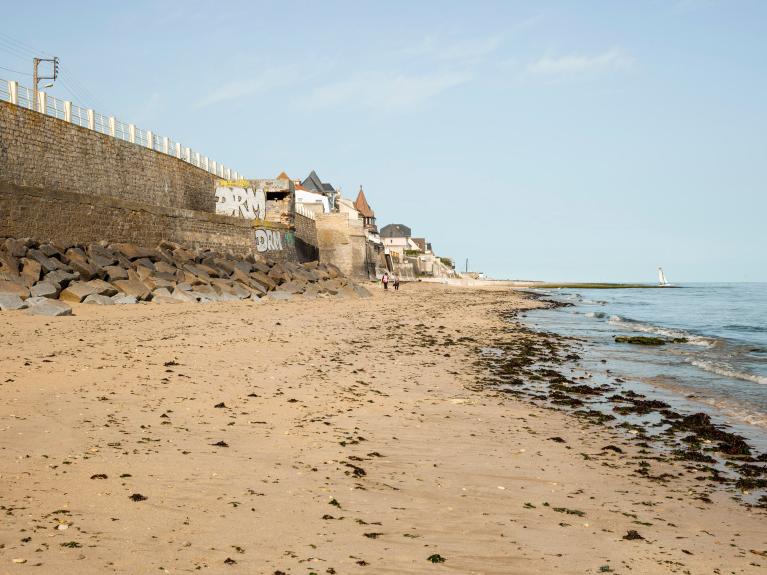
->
(518, 286), (767, 446)
(480, 292), (767, 505)
(419, 278), (678, 289)
(1, 283), (765, 573)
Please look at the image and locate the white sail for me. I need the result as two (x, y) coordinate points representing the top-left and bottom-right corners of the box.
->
(658, 267), (669, 286)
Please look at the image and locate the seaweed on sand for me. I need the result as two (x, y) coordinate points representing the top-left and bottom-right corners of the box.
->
(670, 413), (751, 457)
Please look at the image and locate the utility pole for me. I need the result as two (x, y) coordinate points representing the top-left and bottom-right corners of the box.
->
(465, 258), (468, 273)
(32, 56), (59, 112)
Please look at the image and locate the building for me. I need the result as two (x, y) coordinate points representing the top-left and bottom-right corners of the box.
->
(353, 186), (377, 232)
(336, 197), (360, 221)
(380, 223), (411, 239)
(280, 171), (330, 215)
(411, 237), (428, 253)
(302, 170), (338, 211)
(379, 222), (422, 261)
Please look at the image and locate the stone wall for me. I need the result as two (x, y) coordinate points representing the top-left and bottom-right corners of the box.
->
(294, 212), (318, 247)
(0, 183), (299, 262)
(366, 241), (388, 278)
(0, 101), (216, 212)
(313, 213), (368, 279)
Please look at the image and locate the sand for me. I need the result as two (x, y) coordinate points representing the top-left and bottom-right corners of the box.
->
(0, 283), (764, 574)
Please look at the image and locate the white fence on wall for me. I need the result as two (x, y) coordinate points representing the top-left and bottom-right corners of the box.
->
(294, 202), (317, 220)
(0, 77), (241, 180)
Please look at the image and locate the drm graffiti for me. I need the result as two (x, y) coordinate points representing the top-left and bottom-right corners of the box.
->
(215, 186), (266, 219)
(255, 229), (283, 252)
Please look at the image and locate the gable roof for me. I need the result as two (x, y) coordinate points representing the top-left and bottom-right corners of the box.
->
(276, 171), (291, 181)
(353, 187), (375, 218)
(302, 170), (339, 197)
(380, 223), (412, 238)
(302, 170), (324, 193)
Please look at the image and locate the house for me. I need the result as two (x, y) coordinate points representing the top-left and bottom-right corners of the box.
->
(353, 186), (377, 232)
(411, 237), (428, 253)
(302, 170), (338, 211)
(337, 197), (360, 220)
(380, 223), (411, 239)
(379, 223), (421, 260)
(278, 171), (330, 215)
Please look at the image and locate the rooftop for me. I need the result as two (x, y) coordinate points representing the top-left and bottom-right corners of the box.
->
(353, 187), (375, 219)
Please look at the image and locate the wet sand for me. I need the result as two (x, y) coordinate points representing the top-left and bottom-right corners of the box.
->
(0, 283), (765, 574)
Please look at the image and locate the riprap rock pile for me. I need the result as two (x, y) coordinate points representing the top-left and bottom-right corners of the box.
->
(0, 237), (371, 316)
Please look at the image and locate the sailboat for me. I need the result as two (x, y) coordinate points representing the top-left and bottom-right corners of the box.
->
(658, 267), (671, 287)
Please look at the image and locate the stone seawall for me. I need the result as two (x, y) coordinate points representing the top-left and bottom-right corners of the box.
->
(0, 101), (216, 212)
(0, 183), (302, 262)
(314, 213), (368, 280)
(294, 212), (318, 246)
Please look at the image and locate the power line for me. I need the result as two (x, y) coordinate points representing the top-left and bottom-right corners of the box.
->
(0, 32), (107, 112)
(0, 31), (52, 57)
(56, 76), (86, 106)
(58, 65), (108, 111)
(0, 39), (32, 61)
(0, 64), (32, 76)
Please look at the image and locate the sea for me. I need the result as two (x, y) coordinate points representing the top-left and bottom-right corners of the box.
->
(522, 283), (767, 453)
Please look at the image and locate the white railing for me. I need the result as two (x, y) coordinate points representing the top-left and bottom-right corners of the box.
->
(295, 202), (317, 220)
(1, 77), (240, 181)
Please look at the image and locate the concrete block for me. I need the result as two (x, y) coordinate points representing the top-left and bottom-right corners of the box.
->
(83, 294), (115, 305)
(151, 295), (180, 304)
(20, 258), (41, 287)
(44, 269), (79, 288)
(86, 279), (118, 296)
(60, 282), (99, 303)
(112, 279), (151, 300)
(266, 291), (293, 301)
(29, 281), (59, 299)
(0, 294), (26, 310)
(171, 289), (197, 302)
(0, 280), (30, 300)
(112, 294), (138, 305)
(103, 266), (128, 281)
(25, 299), (73, 317)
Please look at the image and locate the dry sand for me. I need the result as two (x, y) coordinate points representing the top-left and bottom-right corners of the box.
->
(0, 283), (764, 574)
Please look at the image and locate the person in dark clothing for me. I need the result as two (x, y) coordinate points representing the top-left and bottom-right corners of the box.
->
(393, 275), (400, 291)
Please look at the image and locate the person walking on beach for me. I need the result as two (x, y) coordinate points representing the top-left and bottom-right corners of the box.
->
(393, 274), (400, 291)
(382, 272), (389, 290)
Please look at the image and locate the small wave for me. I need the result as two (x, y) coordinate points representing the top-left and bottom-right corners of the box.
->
(608, 315), (713, 346)
(688, 359), (767, 386)
(724, 324), (767, 334)
(585, 311), (607, 319)
(698, 397), (767, 428)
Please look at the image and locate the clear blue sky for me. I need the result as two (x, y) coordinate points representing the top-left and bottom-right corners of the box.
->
(1, 1), (765, 281)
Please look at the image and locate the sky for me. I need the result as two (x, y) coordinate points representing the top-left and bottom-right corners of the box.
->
(1, 0), (765, 282)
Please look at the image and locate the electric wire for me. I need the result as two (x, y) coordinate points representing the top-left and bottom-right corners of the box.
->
(0, 31), (107, 111)
(59, 65), (108, 110)
(0, 31), (52, 57)
(0, 39), (32, 61)
(0, 64), (32, 76)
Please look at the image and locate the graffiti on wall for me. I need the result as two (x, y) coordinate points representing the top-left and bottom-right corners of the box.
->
(255, 229), (283, 252)
(215, 185), (266, 220)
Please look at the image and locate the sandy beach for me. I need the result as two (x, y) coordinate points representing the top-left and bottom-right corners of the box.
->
(1, 283), (765, 574)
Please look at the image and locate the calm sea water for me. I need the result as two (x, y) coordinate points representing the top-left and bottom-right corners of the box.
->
(523, 283), (767, 449)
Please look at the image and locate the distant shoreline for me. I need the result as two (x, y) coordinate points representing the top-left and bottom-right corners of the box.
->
(523, 282), (676, 289)
(420, 278), (674, 289)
